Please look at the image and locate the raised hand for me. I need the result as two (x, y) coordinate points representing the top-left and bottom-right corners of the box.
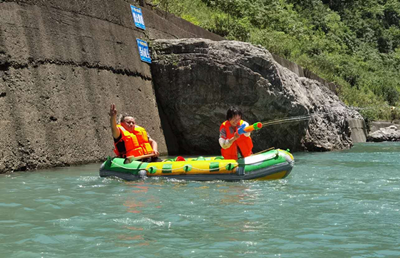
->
(109, 104), (117, 117)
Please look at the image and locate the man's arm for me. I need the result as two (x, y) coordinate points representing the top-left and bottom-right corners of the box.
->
(219, 127), (239, 149)
(148, 137), (160, 156)
(109, 104), (120, 139)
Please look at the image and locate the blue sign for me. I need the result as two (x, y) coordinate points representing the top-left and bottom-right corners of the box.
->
(136, 39), (151, 63)
(131, 5), (146, 30)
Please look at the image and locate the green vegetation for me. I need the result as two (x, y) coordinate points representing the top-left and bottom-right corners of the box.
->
(151, 0), (400, 121)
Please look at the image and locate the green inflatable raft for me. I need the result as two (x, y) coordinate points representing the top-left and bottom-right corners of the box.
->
(99, 148), (294, 181)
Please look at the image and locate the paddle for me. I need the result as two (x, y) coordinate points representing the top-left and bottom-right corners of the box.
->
(252, 147), (275, 155)
(124, 153), (157, 164)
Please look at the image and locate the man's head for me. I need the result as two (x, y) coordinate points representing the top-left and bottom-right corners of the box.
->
(120, 114), (136, 133)
(226, 106), (242, 127)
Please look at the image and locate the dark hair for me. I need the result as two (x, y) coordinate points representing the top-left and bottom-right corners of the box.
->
(119, 113), (135, 123)
(226, 106), (242, 120)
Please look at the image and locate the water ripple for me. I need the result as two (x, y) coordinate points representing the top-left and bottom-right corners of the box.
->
(1, 143), (400, 257)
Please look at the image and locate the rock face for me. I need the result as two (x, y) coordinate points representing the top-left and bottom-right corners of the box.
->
(367, 125), (400, 142)
(151, 39), (363, 154)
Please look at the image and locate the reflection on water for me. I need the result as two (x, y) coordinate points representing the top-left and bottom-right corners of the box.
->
(124, 182), (149, 214)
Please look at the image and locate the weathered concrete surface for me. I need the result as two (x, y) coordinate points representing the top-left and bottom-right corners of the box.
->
(151, 39), (363, 155)
(0, 0), (169, 172)
(348, 119), (367, 143)
(367, 125), (400, 142)
(143, 7), (223, 41)
(271, 53), (339, 94)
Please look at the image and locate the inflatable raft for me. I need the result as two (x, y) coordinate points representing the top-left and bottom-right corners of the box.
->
(99, 148), (294, 181)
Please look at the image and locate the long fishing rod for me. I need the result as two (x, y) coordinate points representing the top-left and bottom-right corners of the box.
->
(238, 114), (313, 134)
(261, 115), (311, 127)
(241, 105), (377, 134)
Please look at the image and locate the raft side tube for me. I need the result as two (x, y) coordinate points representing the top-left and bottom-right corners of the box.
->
(144, 160), (239, 177)
(146, 161), (293, 182)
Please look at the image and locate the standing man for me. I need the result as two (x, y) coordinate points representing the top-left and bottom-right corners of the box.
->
(109, 104), (160, 162)
(219, 107), (253, 160)
(391, 106), (396, 123)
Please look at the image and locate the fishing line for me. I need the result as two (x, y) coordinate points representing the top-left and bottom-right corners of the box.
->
(261, 115), (312, 127)
(258, 106), (368, 128)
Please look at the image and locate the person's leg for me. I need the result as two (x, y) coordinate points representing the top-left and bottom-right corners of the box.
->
(150, 156), (163, 162)
(237, 147), (243, 159)
(139, 156), (163, 163)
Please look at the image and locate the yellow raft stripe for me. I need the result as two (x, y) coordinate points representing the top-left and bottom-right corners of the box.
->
(145, 160), (238, 176)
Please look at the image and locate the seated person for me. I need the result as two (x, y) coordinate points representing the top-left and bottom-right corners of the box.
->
(219, 107), (253, 160)
(109, 104), (161, 162)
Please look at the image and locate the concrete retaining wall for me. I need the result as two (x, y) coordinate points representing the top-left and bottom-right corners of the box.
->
(271, 53), (339, 94)
(348, 119), (367, 143)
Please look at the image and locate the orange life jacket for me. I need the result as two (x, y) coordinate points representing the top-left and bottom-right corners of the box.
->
(113, 125), (153, 158)
(220, 120), (253, 160)
(132, 125), (154, 155)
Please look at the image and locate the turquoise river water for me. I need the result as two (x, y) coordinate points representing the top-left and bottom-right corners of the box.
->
(1, 142), (399, 257)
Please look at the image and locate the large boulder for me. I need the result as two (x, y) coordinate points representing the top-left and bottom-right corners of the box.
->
(150, 38), (363, 155)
